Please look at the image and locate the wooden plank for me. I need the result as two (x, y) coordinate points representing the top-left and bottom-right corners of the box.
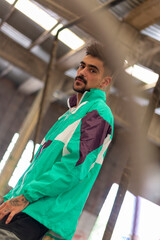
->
(124, 0), (160, 30)
(0, 31), (48, 80)
(0, 30), (85, 78)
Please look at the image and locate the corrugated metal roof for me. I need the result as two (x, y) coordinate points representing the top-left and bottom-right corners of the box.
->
(1, 22), (50, 62)
(99, 0), (160, 43)
(99, 0), (145, 19)
(141, 23), (160, 42)
(1, 23), (32, 48)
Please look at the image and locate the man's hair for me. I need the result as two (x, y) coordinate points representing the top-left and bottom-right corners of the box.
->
(86, 42), (112, 75)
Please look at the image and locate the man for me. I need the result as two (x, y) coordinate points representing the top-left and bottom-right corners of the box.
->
(0, 42), (114, 240)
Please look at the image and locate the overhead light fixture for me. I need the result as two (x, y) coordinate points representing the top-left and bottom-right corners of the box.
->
(51, 24), (85, 50)
(125, 64), (159, 84)
(58, 28), (85, 50)
(1, 22), (32, 48)
(5, 0), (85, 50)
(4, 0), (14, 3)
(6, 0), (58, 30)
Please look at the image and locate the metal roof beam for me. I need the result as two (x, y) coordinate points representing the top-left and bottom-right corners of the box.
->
(0, 31), (48, 80)
(0, 0), (18, 29)
(124, 0), (160, 30)
(28, 20), (61, 50)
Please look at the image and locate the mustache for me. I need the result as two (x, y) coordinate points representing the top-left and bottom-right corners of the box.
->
(75, 75), (87, 84)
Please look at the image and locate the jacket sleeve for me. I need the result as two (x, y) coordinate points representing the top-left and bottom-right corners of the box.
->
(22, 109), (113, 203)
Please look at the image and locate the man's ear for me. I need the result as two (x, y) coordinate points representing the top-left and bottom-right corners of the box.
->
(101, 76), (112, 88)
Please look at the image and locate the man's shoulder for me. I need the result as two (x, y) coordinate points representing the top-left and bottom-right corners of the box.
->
(90, 99), (112, 115)
(87, 100), (114, 125)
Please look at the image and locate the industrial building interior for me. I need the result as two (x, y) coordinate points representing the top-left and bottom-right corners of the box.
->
(0, 0), (160, 239)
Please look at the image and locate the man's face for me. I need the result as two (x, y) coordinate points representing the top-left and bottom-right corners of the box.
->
(73, 55), (106, 94)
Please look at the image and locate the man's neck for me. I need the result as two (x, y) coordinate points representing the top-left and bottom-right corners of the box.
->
(77, 93), (83, 107)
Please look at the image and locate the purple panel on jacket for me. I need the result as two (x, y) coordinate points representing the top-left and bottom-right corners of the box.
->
(76, 110), (112, 166)
(69, 94), (77, 108)
(36, 140), (52, 159)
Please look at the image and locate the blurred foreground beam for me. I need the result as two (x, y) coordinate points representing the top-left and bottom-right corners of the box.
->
(108, 93), (160, 146)
(102, 76), (160, 240)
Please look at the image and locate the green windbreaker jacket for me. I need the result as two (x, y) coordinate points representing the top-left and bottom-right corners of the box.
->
(4, 88), (114, 240)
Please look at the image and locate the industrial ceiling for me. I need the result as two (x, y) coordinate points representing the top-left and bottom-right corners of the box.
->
(0, 0), (160, 147)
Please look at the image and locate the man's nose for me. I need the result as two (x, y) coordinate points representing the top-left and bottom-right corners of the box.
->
(79, 67), (87, 75)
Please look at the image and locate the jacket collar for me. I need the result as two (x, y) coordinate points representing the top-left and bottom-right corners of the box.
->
(67, 89), (106, 109)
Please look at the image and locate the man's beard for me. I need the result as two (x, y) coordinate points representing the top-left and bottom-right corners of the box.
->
(73, 75), (87, 94)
